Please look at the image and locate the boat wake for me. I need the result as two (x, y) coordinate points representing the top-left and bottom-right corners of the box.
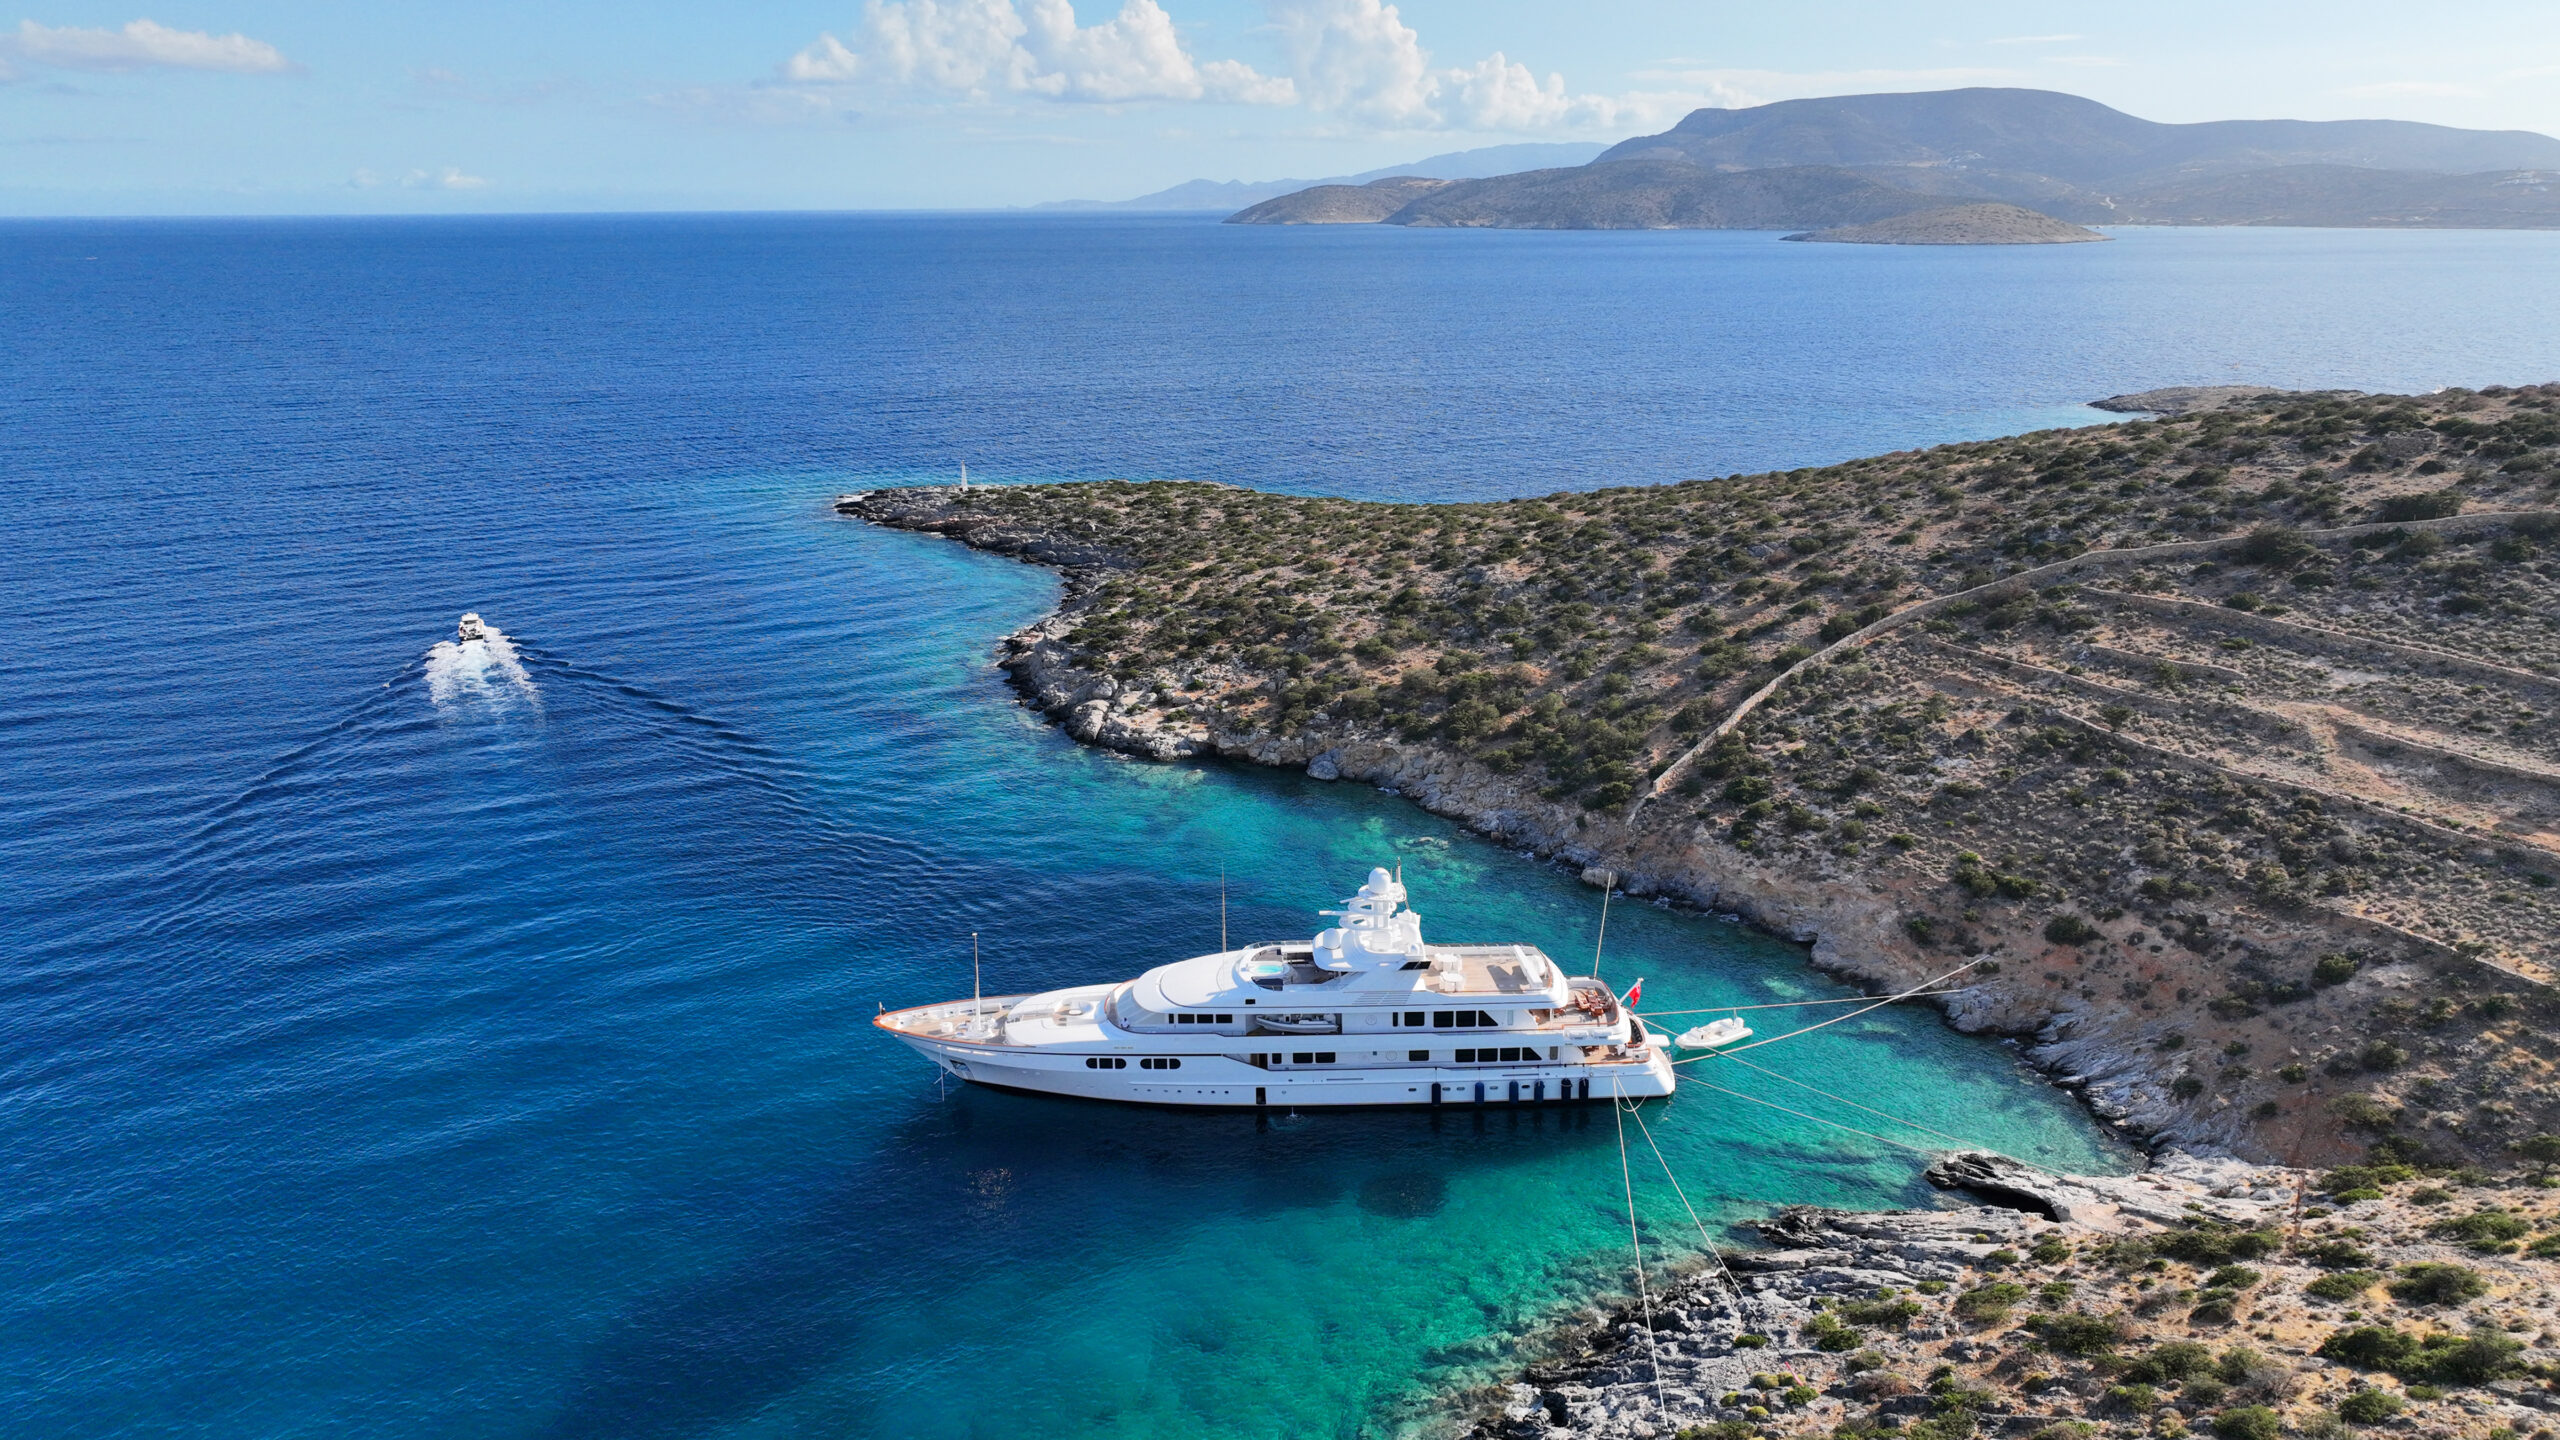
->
(426, 613), (541, 713)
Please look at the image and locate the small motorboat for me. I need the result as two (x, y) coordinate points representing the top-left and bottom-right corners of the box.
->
(456, 613), (488, 644)
(1675, 1017), (1753, 1051)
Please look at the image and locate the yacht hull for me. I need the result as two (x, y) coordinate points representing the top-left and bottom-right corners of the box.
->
(883, 1026), (1677, 1109)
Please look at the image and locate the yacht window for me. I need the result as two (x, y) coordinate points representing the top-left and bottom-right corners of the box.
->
(1215, 1014), (1232, 1023)
(1501, 1047), (1523, 1062)
(1315, 1052), (1336, 1064)
(1291, 1052), (1312, 1065)
(1454, 1048), (1474, 1063)
(1408, 1049), (1429, 1062)
(1175, 1014), (1191, 1024)
(1431, 1011), (1454, 1028)
(1399, 960), (1430, 970)
(1402, 1011), (1425, 1027)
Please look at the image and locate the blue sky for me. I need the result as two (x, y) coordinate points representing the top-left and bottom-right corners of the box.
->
(4, 1), (2558, 213)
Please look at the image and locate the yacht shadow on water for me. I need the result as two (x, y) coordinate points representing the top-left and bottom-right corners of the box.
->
(531, 1082), (1619, 1438)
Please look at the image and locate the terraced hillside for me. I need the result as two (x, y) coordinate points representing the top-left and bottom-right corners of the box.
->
(840, 384), (2560, 1167)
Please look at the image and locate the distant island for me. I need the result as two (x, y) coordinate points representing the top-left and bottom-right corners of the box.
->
(843, 382), (2560, 1171)
(1226, 87), (2560, 239)
(1784, 202), (2108, 245)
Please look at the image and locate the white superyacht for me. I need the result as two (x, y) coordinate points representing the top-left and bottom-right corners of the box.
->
(876, 867), (1677, 1108)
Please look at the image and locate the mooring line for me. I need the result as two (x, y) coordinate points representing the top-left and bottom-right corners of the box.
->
(1610, 1078), (1671, 1429)
(1623, 1093), (1748, 1340)
(1673, 958), (1986, 1063)
(1719, 1052), (1979, 1148)
(1635, 989), (1968, 1019)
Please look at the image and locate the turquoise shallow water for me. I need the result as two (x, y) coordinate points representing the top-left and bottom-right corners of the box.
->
(7, 216), (2558, 1439)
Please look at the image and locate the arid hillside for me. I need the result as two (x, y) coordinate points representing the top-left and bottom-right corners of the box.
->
(840, 384), (2560, 1169)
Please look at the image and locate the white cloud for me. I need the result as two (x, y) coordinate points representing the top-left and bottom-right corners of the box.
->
(1986, 33), (2081, 46)
(651, 82), (859, 125)
(783, 0), (1293, 105)
(402, 166), (487, 190)
(1268, 0), (1435, 124)
(2, 18), (292, 74)
(1266, 0), (1654, 132)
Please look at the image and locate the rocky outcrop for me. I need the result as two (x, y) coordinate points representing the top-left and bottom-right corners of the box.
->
(1461, 1150), (2560, 1440)
(1466, 1151), (2298, 1440)
(2090, 386), (2283, 415)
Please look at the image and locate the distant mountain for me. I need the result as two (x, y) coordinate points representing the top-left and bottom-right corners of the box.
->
(1225, 89), (2560, 234)
(1597, 88), (2560, 184)
(1037, 142), (1605, 212)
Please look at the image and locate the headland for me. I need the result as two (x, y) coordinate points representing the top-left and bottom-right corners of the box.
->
(839, 384), (2560, 1438)
(840, 382), (2560, 1173)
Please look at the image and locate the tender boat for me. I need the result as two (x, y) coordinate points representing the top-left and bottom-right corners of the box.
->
(1676, 1017), (1753, 1051)
(876, 866), (1677, 1108)
(456, 612), (488, 644)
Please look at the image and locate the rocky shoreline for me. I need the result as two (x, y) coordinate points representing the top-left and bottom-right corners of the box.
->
(1453, 1150), (2560, 1440)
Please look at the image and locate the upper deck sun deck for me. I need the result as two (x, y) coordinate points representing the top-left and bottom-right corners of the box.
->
(1429, 945), (1550, 997)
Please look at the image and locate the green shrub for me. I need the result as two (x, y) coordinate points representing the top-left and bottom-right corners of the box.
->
(2122, 1341), (2215, 1384)
(2206, 1265), (2262, 1289)
(2306, 1271), (2380, 1301)
(2388, 1263), (2487, 1307)
(2315, 1167), (2410, 1200)
(2043, 913), (2100, 945)
(2236, 526), (2316, 568)
(2029, 1236), (2073, 1265)
(2212, 1406), (2281, 1440)
(2318, 1323), (2524, 1384)
(1808, 1311), (1863, 1351)
(2374, 490), (2463, 522)
(2155, 1223), (2280, 1265)
(1953, 1281), (2027, 1323)
(1732, 1332), (1769, 1348)
(1840, 1296), (1923, 1328)
(2312, 952), (2359, 986)
(2336, 1390), (2403, 1425)
(2103, 1383), (2162, 1414)
(2036, 1312), (2129, 1356)
(2430, 1209), (2530, 1252)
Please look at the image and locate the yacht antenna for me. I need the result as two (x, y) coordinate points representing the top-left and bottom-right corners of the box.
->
(1592, 871), (1617, 981)
(972, 931), (982, 1014)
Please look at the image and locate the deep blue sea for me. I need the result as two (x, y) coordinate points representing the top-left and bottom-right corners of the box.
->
(5, 215), (2558, 1440)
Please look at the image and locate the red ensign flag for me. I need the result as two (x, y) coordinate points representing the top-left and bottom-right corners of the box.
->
(1623, 978), (1643, 1006)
